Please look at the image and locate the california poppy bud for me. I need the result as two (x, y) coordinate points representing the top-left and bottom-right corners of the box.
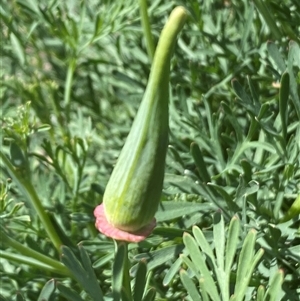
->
(94, 6), (187, 242)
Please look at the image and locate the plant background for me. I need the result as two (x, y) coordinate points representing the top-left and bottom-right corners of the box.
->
(1, 0), (299, 300)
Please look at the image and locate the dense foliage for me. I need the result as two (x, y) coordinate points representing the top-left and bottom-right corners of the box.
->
(1, 0), (299, 300)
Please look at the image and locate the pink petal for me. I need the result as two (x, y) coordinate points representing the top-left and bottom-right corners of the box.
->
(94, 204), (156, 242)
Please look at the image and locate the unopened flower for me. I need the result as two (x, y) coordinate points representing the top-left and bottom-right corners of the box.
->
(94, 6), (187, 242)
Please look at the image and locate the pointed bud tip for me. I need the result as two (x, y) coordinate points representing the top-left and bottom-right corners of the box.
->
(94, 204), (156, 242)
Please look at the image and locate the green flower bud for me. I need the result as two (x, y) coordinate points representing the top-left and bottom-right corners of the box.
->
(94, 7), (187, 237)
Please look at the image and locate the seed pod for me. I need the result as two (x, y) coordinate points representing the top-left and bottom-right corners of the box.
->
(94, 6), (187, 241)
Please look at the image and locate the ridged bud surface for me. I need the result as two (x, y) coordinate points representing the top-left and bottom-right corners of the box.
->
(103, 7), (187, 232)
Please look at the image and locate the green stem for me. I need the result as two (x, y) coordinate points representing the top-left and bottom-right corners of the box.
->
(0, 151), (63, 252)
(148, 6), (187, 92)
(122, 243), (132, 300)
(1, 231), (70, 276)
(139, 0), (155, 61)
(64, 58), (76, 118)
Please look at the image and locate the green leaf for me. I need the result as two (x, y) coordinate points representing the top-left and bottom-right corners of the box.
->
(247, 76), (260, 105)
(253, 0), (282, 40)
(10, 142), (27, 168)
(121, 288), (132, 301)
(246, 103), (269, 141)
(207, 183), (240, 212)
(134, 244), (184, 271)
(61, 246), (86, 276)
(0, 295), (9, 301)
(1, 202), (24, 218)
(92, 252), (115, 269)
(192, 226), (215, 262)
(78, 244), (96, 274)
(248, 248), (264, 280)
(15, 294), (25, 301)
(265, 270), (284, 301)
(153, 227), (186, 239)
(256, 285), (265, 301)
(133, 260), (147, 301)
(279, 194), (300, 223)
(279, 72), (290, 142)
(36, 124), (51, 132)
(180, 270), (201, 301)
(10, 33), (26, 66)
(163, 256), (182, 286)
(37, 279), (56, 301)
(48, 212), (76, 249)
(190, 142), (211, 183)
(112, 242), (127, 301)
(267, 42), (286, 73)
(142, 288), (156, 301)
(231, 79), (258, 115)
(61, 246), (104, 301)
(57, 282), (85, 301)
(221, 101), (244, 143)
(183, 233), (219, 300)
(199, 278), (210, 301)
(180, 254), (200, 278)
(156, 201), (212, 222)
(78, 244), (104, 299)
(213, 212), (225, 272)
(213, 213), (227, 300)
(70, 212), (94, 223)
(287, 40), (300, 119)
(1, 230), (69, 276)
(233, 230), (260, 301)
(225, 216), (240, 274)
(235, 229), (256, 285)
(164, 174), (226, 216)
(235, 178), (260, 207)
(0, 151), (63, 252)
(240, 159), (252, 183)
(239, 2), (254, 56)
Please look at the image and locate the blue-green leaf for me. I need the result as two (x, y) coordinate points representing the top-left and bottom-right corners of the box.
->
(142, 288), (156, 301)
(267, 42), (286, 73)
(279, 72), (290, 142)
(180, 270), (201, 301)
(61, 246), (104, 301)
(133, 260), (147, 301)
(163, 256), (182, 286)
(57, 282), (85, 301)
(183, 233), (219, 300)
(112, 243), (127, 301)
(225, 216), (240, 274)
(10, 33), (26, 66)
(37, 279), (56, 301)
